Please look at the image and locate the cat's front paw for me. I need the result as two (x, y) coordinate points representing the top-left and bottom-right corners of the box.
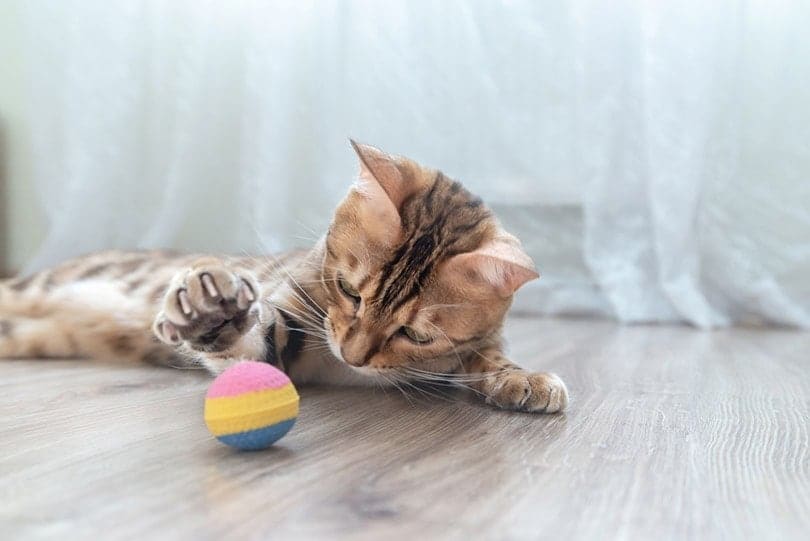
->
(482, 371), (568, 413)
(153, 261), (261, 352)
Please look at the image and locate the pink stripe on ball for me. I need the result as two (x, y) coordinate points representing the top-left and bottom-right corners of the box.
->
(206, 361), (292, 398)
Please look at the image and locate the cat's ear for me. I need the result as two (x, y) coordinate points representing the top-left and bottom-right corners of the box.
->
(350, 140), (421, 212)
(441, 234), (539, 298)
(345, 140), (406, 245)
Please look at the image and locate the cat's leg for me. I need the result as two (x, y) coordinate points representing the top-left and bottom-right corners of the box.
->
(152, 258), (274, 374)
(461, 348), (568, 413)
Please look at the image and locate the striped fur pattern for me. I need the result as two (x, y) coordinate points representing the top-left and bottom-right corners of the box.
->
(0, 143), (567, 413)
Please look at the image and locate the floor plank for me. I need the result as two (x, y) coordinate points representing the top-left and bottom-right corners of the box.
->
(1, 318), (808, 540)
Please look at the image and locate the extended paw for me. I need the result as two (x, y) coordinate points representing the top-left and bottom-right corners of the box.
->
(153, 261), (261, 352)
(482, 371), (568, 413)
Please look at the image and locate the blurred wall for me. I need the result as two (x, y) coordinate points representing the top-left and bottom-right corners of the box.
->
(0, 1), (44, 275)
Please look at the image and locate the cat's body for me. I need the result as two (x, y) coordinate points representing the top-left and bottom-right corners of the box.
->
(0, 143), (568, 413)
(0, 248), (390, 386)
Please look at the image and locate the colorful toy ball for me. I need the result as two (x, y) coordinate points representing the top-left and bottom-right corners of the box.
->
(204, 361), (299, 451)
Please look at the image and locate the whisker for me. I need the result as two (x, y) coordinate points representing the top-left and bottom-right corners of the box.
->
(394, 375), (459, 404)
(244, 223), (328, 319)
(275, 302), (325, 329)
(380, 372), (417, 406)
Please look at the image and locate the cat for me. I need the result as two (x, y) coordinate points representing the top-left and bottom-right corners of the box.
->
(0, 142), (567, 413)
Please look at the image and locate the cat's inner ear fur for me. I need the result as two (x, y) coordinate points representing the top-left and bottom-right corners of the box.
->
(345, 140), (429, 248)
(350, 140), (427, 212)
(441, 233), (539, 298)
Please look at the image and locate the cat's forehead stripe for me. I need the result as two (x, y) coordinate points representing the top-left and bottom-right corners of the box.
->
(371, 172), (490, 317)
(376, 231), (438, 313)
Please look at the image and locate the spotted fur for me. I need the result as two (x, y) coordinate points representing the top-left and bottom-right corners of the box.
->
(0, 143), (567, 413)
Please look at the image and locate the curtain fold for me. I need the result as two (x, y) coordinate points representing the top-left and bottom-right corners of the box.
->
(19, 0), (810, 327)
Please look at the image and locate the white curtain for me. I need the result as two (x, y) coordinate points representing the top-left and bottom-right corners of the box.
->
(19, 0), (810, 327)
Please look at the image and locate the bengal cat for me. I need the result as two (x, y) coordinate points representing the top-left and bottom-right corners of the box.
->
(0, 142), (567, 413)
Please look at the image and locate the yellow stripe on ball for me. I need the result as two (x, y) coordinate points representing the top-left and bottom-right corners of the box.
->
(204, 383), (299, 436)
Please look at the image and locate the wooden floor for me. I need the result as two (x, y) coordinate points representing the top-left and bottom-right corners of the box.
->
(1, 318), (808, 540)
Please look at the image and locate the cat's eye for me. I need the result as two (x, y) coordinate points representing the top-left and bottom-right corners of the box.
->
(338, 276), (361, 302)
(399, 326), (433, 344)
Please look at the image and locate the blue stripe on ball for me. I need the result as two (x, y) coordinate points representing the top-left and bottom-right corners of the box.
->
(216, 418), (297, 451)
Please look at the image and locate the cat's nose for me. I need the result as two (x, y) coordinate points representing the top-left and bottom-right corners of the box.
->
(340, 345), (369, 367)
(340, 329), (384, 367)
(339, 345), (351, 364)
(341, 338), (383, 366)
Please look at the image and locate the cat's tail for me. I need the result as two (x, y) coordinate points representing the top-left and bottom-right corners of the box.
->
(0, 274), (166, 362)
(1, 275), (73, 358)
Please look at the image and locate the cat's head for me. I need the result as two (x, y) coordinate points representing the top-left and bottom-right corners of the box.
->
(320, 142), (537, 375)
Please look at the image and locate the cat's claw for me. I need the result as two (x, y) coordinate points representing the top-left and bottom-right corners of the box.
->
(483, 371), (568, 413)
(156, 320), (182, 344)
(153, 262), (261, 351)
